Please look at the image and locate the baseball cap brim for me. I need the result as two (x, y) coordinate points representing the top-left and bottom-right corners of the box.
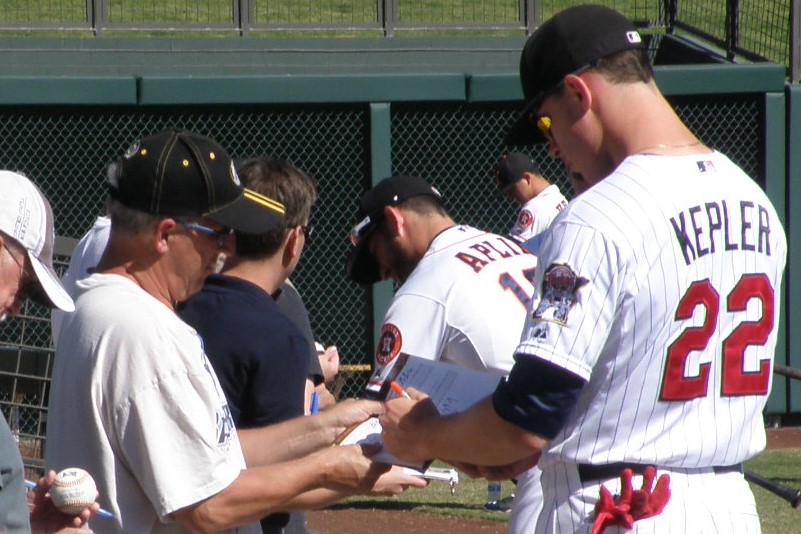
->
(495, 179), (519, 197)
(28, 252), (74, 311)
(346, 175), (442, 285)
(346, 223), (382, 284)
(504, 98), (545, 146)
(206, 187), (285, 235)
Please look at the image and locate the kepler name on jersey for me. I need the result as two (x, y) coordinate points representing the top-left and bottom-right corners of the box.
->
(455, 235), (532, 273)
(670, 199), (774, 266)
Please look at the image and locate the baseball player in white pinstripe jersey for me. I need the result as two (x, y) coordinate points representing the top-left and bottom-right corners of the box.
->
(493, 152), (567, 254)
(379, 5), (787, 533)
(345, 174), (544, 530)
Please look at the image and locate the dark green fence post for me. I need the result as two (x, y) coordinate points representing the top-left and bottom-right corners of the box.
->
(369, 102), (394, 354)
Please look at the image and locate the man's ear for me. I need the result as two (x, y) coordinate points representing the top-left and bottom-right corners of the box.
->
(154, 218), (177, 254)
(285, 226), (302, 260)
(383, 205), (405, 237)
(563, 73), (593, 114)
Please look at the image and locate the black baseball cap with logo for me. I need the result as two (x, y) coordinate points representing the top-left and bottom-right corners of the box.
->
(346, 175), (442, 284)
(504, 5), (645, 145)
(108, 129), (286, 234)
(493, 152), (539, 194)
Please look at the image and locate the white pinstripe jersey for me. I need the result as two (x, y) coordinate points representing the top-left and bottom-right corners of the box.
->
(517, 152), (787, 471)
(509, 184), (568, 244)
(374, 225), (537, 376)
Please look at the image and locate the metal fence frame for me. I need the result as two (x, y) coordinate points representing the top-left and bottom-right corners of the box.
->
(0, 1), (799, 80)
(666, 0), (801, 82)
(0, 0), (537, 36)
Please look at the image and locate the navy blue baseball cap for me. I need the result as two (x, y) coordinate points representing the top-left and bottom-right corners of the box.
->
(346, 175), (442, 284)
(493, 152), (539, 194)
(504, 5), (645, 145)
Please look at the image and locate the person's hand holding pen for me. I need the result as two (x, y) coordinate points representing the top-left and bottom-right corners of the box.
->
(319, 397), (386, 440)
(389, 381), (412, 399)
(379, 384), (440, 464)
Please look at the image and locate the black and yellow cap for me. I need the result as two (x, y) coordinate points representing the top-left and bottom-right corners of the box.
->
(108, 129), (285, 234)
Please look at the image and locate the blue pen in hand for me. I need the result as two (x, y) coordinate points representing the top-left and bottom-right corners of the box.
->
(310, 391), (320, 415)
(24, 479), (116, 520)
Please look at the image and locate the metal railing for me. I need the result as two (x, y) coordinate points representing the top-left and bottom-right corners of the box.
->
(665, 0), (801, 82)
(0, 1), (798, 79)
(0, 0), (538, 36)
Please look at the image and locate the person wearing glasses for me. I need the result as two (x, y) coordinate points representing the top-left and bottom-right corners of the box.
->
(178, 156), (328, 534)
(380, 5), (786, 533)
(345, 173), (541, 528)
(46, 131), (424, 534)
(0, 171), (102, 532)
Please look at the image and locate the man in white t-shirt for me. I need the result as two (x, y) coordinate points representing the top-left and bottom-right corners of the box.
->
(46, 130), (423, 534)
(50, 214), (110, 345)
(493, 152), (567, 253)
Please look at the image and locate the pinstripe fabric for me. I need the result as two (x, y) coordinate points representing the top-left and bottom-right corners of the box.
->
(515, 152), (786, 532)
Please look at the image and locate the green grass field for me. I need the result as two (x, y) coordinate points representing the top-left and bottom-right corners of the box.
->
(0, 0), (790, 66)
(340, 449), (801, 531)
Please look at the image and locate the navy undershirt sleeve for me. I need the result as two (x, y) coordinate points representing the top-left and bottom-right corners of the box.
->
(492, 353), (587, 440)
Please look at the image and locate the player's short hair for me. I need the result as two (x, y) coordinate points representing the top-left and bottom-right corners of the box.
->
(593, 48), (654, 85)
(234, 157), (317, 259)
(396, 195), (448, 218)
(374, 195), (449, 238)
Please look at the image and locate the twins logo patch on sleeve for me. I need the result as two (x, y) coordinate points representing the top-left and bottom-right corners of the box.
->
(376, 323), (403, 366)
(533, 263), (589, 325)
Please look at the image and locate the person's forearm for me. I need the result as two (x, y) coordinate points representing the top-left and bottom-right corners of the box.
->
(424, 398), (546, 465)
(173, 453), (335, 532)
(238, 415), (335, 466)
(279, 487), (349, 511)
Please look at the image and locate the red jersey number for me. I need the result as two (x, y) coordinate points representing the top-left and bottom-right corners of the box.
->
(661, 274), (774, 401)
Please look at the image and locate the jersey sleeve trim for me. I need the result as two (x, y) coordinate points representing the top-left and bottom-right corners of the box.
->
(492, 353), (586, 440)
(515, 339), (593, 381)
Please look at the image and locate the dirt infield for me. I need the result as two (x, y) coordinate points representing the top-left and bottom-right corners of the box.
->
(306, 427), (801, 534)
(308, 507), (506, 534)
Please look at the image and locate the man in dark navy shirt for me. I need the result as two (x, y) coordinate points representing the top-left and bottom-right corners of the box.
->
(178, 156), (317, 534)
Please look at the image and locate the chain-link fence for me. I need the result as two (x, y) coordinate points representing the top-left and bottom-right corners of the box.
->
(0, 87), (766, 472)
(670, 0), (793, 69)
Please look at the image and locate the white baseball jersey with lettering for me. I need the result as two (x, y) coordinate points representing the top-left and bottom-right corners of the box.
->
(509, 184), (568, 250)
(372, 225), (542, 532)
(515, 152), (786, 533)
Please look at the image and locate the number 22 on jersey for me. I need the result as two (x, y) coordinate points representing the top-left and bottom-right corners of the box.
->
(661, 273), (774, 400)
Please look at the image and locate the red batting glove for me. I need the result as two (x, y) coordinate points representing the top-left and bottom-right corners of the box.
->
(629, 466), (671, 520)
(590, 467), (672, 534)
(590, 469), (635, 534)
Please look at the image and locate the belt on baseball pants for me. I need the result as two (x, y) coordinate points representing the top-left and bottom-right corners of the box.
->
(577, 462), (743, 483)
